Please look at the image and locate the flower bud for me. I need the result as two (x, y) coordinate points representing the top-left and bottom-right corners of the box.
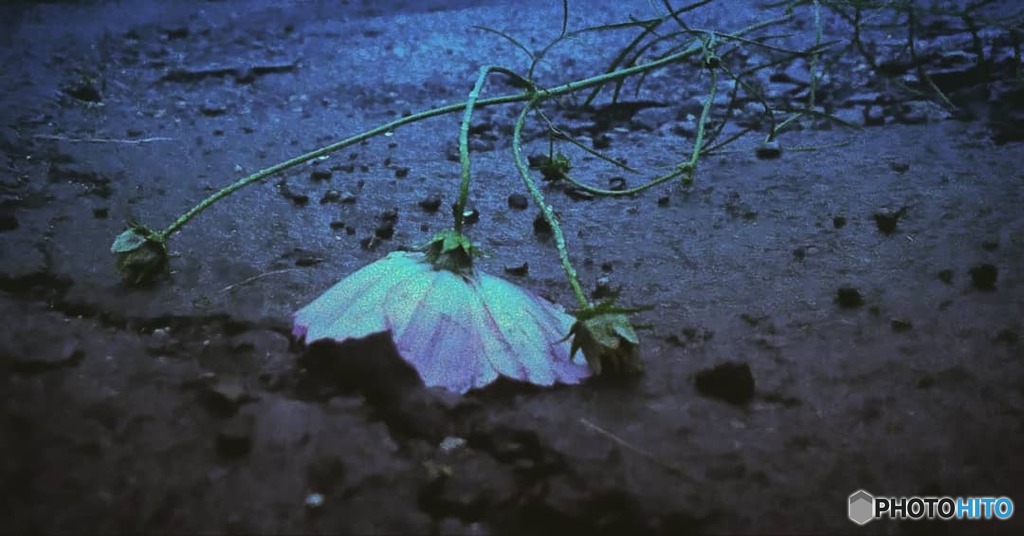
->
(111, 225), (168, 285)
(569, 308), (642, 375)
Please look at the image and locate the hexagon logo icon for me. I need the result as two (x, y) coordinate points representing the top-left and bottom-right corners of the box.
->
(848, 490), (875, 525)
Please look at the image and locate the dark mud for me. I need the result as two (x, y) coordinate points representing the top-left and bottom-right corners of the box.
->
(1, 0), (1022, 534)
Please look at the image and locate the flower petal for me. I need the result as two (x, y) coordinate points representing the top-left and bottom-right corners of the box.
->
(293, 250), (592, 394)
(293, 251), (428, 343)
(475, 273), (591, 386)
(384, 267), (497, 393)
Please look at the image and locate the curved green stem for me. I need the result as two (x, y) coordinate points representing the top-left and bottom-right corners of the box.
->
(156, 98), (502, 241)
(153, 17), (784, 242)
(809, 0), (822, 111)
(558, 166), (689, 197)
(688, 65), (717, 171)
(511, 98), (589, 310)
(455, 66), (534, 233)
(553, 62), (717, 195)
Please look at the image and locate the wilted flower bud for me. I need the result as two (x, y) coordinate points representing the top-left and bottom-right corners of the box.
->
(569, 305), (643, 375)
(111, 224), (168, 286)
(539, 151), (571, 182)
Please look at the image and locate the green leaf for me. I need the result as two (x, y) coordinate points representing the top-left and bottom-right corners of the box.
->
(110, 228), (147, 253)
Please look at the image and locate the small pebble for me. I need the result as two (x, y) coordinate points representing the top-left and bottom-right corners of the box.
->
(304, 492), (324, 510)
(439, 436), (466, 453)
(755, 140), (782, 160)
(419, 194), (441, 213)
(320, 189), (341, 204)
(533, 213), (552, 236)
(0, 213), (18, 232)
(374, 223), (394, 240)
(836, 286), (864, 308)
(591, 276), (616, 300)
(215, 414), (254, 459)
(891, 319), (913, 332)
(504, 262), (528, 276)
(873, 207), (907, 235)
(995, 329), (1019, 345)
(889, 161), (910, 173)
(695, 362), (755, 406)
(455, 206), (479, 225)
(969, 263), (997, 291)
(507, 193), (528, 210)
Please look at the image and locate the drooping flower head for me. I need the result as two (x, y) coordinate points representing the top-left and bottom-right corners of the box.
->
(568, 301), (645, 376)
(293, 231), (591, 394)
(110, 223), (169, 285)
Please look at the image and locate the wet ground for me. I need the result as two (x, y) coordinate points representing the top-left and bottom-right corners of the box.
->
(2, 0), (1023, 534)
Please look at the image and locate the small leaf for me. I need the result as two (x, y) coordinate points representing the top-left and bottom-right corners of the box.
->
(612, 321), (640, 345)
(110, 228), (148, 253)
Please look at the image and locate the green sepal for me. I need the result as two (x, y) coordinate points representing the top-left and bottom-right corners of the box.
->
(422, 230), (481, 277)
(111, 223), (169, 286)
(539, 151), (571, 182)
(568, 300), (646, 376)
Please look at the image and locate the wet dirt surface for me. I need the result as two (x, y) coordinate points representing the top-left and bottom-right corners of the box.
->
(2, 0), (1023, 534)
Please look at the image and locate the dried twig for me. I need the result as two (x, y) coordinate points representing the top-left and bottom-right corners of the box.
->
(579, 417), (693, 480)
(33, 134), (174, 144)
(219, 269), (299, 293)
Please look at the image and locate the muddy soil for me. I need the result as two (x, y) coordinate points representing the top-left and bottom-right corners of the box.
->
(1, 0), (1022, 534)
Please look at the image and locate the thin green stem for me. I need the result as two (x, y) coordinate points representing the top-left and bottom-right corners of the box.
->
(157, 99), (500, 241)
(153, 16), (787, 242)
(809, 0), (822, 110)
(689, 66), (717, 170)
(524, 62), (718, 197)
(455, 66), (532, 233)
(512, 98), (589, 310)
(558, 167), (687, 197)
(771, 111), (805, 140)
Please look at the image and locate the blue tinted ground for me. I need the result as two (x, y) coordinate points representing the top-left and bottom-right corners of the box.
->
(1, 0), (1022, 533)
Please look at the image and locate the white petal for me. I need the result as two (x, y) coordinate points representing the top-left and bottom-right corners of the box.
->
(293, 250), (591, 394)
(475, 273), (591, 386)
(293, 252), (428, 343)
(384, 269), (498, 393)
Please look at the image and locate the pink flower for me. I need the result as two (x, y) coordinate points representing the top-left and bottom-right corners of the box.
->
(293, 250), (591, 394)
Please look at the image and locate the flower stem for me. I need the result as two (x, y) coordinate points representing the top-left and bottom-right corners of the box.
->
(156, 99), (506, 241)
(511, 98), (589, 310)
(454, 66), (532, 233)
(150, 17), (786, 242)
(809, 0), (822, 111)
(688, 64), (717, 173)
(530, 47), (718, 196)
